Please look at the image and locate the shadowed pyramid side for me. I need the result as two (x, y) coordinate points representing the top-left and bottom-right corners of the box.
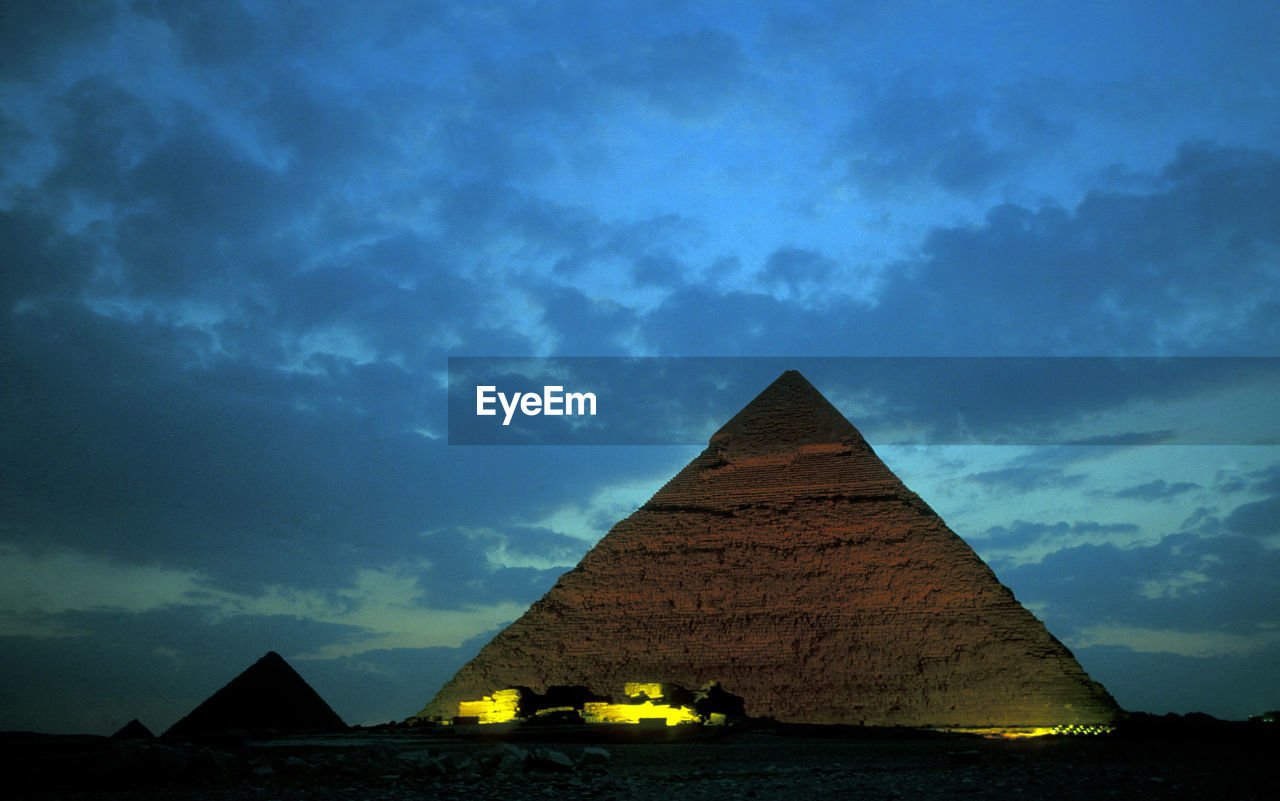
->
(165, 651), (346, 738)
(413, 371), (1120, 728)
(110, 718), (155, 739)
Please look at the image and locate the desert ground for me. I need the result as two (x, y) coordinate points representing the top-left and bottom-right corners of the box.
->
(6, 718), (1276, 800)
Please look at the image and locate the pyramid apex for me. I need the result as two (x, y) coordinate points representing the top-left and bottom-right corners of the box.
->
(709, 370), (862, 456)
(111, 718), (155, 739)
(245, 651), (293, 675)
(164, 650), (346, 738)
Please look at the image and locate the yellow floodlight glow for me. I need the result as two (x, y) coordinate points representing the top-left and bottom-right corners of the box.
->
(454, 685), (703, 727)
(624, 682), (665, 700)
(583, 700), (701, 726)
(457, 688), (522, 724)
(946, 724), (1115, 739)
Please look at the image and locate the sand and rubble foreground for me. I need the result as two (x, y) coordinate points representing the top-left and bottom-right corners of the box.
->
(7, 720), (1276, 801)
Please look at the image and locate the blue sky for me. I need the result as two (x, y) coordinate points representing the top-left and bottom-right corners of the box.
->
(2, 0), (1278, 733)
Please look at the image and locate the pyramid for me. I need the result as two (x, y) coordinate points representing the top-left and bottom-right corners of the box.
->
(165, 651), (346, 738)
(110, 718), (155, 739)
(415, 371), (1120, 728)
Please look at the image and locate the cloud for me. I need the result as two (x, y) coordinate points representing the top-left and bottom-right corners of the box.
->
(998, 522), (1280, 640)
(1225, 495), (1280, 537)
(1066, 431), (1178, 447)
(974, 520), (1140, 558)
(637, 286), (830, 356)
(968, 466), (1087, 494)
(839, 66), (1064, 194)
(526, 465), (687, 542)
(760, 247), (840, 303)
(1114, 480), (1201, 501)
(0, 540), (530, 653)
(863, 143), (1280, 354)
(0, 545), (208, 634)
(412, 527), (580, 610)
(1242, 464), (1280, 495)
(635, 201), (1280, 359)
(0, 603), (489, 733)
(0, 0), (117, 79)
(1069, 624), (1280, 658)
(594, 28), (747, 119)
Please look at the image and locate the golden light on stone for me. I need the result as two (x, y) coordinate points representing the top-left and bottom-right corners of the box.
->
(454, 682), (704, 727)
(582, 700), (701, 726)
(623, 682), (665, 700)
(457, 688), (522, 724)
(946, 724), (1116, 739)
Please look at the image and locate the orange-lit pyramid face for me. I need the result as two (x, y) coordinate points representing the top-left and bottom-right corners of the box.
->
(415, 371), (1120, 728)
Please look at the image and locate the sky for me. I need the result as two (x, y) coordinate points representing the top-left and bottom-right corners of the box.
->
(1, 0), (1278, 734)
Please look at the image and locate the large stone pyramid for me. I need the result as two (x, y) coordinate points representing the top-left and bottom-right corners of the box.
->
(165, 651), (346, 738)
(416, 371), (1119, 728)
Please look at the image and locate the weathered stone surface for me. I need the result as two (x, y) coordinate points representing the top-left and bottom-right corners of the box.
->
(166, 651), (346, 738)
(415, 371), (1120, 728)
(577, 746), (612, 770)
(527, 747), (576, 772)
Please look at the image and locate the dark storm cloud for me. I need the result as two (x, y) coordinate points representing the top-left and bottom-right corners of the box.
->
(1114, 480), (1201, 501)
(46, 76), (164, 201)
(998, 481), (1280, 639)
(123, 109), (294, 235)
(3, 342), (438, 593)
(1179, 465), (1280, 539)
(276, 231), (541, 360)
(10, 4), (558, 354)
(594, 28), (746, 118)
(626, 141), (1280, 361)
(0, 0), (689, 604)
(1225, 496), (1280, 538)
(1245, 464), (1280, 495)
(1177, 507), (1223, 537)
(0, 0), (117, 78)
(0, 206), (98, 312)
(4, 287), (634, 597)
(1066, 431), (1178, 447)
(640, 286), (827, 356)
(967, 466), (1087, 494)
(842, 67), (1071, 193)
(762, 247), (839, 300)
(1002, 533), (1280, 636)
(977, 520), (1139, 553)
(872, 142), (1280, 354)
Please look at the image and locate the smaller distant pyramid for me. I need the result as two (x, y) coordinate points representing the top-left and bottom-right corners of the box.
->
(111, 718), (155, 739)
(165, 651), (346, 738)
